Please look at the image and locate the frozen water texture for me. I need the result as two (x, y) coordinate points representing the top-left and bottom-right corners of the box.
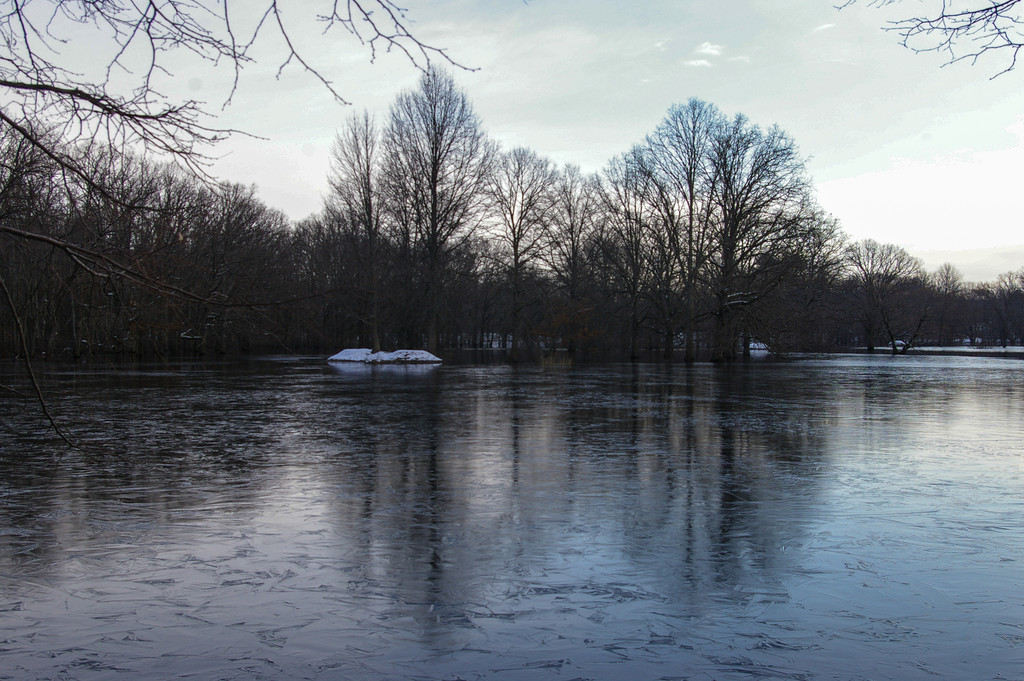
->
(328, 348), (443, 363)
(1, 355), (1023, 680)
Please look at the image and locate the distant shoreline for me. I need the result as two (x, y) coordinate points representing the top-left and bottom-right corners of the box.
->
(845, 346), (1024, 360)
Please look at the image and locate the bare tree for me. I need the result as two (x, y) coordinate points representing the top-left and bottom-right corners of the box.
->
(626, 147), (685, 361)
(598, 148), (653, 361)
(742, 212), (846, 353)
(705, 115), (814, 361)
(847, 0), (1024, 75)
(646, 99), (722, 361)
(486, 146), (556, 362)
(845, 239), (927, 353)
(542, 164), (600, 357)
(327, 110), (384, 352)
(982, 268), (1024, 346)
(929, 262), (966, 345)
(381, 68), (493, 355)
(290, 213), (360, 350)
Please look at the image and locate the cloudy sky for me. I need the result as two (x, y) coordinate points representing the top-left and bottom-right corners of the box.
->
(174, 0), (1023, 282)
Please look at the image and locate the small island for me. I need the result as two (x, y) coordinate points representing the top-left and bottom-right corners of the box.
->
(327, 348), (443, 364)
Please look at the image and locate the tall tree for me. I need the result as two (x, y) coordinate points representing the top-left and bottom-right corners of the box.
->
(742, 212), (846, 353)
(983, 269), (1024, 347)
(631, 146), (685, 360)
(705, 115), (815, 361)
(327, 111), (385, 352)
(0, 1), (460, 295)
(599, 148), (653, 361)
(542, 164), (600, 357)
(929, 262), (966, 346)
(845, 239), (927, 353)
(381, 68), (493, 354)
(487, 146), (556, 362)
(646, 99), (722, 361)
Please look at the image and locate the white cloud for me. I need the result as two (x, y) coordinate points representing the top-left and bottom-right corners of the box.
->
(695, 41), (724, 56)
(685, 41), (724, 67)
(813, 23), (837, 32)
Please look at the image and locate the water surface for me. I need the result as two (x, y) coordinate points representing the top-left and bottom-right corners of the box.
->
(1, 356), (1023, 680)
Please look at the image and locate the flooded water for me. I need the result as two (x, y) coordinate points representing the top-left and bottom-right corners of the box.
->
(1, 355), (1023, 680)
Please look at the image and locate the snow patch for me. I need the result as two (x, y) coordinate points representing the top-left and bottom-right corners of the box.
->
(328, 348), (443, 364)
(328, 348), (374, 362)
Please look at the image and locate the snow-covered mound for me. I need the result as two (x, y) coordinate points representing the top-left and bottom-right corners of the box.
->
(327, 348), (442, 364)
(328, 348), (374, 362)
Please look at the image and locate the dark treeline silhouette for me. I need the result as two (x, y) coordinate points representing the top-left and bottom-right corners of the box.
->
(3, 70), (1024, 363)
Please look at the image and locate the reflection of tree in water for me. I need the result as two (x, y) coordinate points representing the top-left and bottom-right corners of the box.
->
(705, 368), (832, 582)
(7, 357), (1022, 679)
(318, 366), (491, 645)
(553, 364), (831, 603)
(0, 360), (831, 641)
(317, 363), (833, 641)
(0, 360), (299, 579)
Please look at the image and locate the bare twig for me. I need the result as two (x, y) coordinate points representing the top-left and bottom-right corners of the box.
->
(843, 0), (1024, 76)
(0, 1), (467, 183)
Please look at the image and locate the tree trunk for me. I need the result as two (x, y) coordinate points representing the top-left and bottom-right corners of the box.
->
(712, 307), (738, 362)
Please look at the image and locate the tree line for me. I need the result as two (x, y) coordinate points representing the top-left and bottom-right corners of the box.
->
(3, 69), (1023, 363)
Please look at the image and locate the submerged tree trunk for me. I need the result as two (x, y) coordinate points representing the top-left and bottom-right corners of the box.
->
(712, 305), (739, 362)
(684, 301), (697, 363)
(427, 301), (439, 356)
(510, 275), (521, 364)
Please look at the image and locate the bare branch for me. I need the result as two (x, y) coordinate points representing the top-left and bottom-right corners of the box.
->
(845, 0), (1024, 76)
(268, 0), (348, 104)
(0, 1), (466, 180)
(0, 266), (79, 449)
(320, 0), (472, 71)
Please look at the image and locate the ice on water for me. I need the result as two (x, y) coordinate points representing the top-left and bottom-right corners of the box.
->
(1, 356), (1023, 680)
